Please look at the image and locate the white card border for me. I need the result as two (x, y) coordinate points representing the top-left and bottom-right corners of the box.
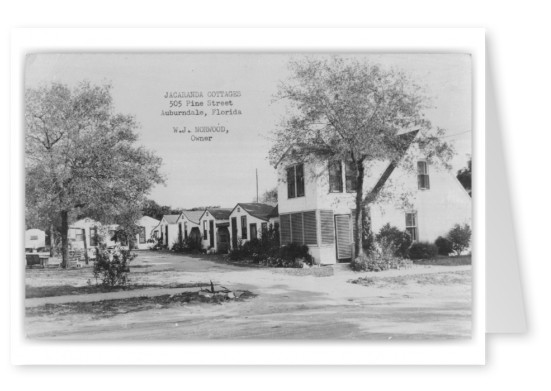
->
(10, 27), (485, 365)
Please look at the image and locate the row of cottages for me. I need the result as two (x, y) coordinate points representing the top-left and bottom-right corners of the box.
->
(276, 130), (472, 265)
(158, 210), (204, 248)
(157, 205), (280, 253)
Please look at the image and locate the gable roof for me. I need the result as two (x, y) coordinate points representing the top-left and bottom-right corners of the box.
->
(202, 208), (232, 221)
(366, 129), (420, 196)
(180, 210), (204, 224)
(231, 203), (277, 221)
(267, 205), (279, 218)
(161, 214), (180, 224)
(274, 129), (420, 169)
(137, 215), (160, 226)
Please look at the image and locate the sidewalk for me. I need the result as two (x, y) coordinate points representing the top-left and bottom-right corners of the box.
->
(25, 285), (220, 308)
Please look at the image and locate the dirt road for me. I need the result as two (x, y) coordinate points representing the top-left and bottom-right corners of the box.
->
(25, 251), (471, 340)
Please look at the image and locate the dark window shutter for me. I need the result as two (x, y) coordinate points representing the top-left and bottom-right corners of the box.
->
(287, 166), (296, 198)
(291, 213), (304, 244)
(329, 161), (343, 192)
(296, 164), (305, 197)
(303, 211), (318, 245)
(345, 160), (358, 192)
(320, 210), (335, 244)
(280, 214), (291, 244)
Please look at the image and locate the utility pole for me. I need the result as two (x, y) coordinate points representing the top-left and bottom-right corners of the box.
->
(256, 169), (259, 203)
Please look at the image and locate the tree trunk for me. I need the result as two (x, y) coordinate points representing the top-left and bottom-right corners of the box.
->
(353, 161), (365, 258)
(60, 210), (69, 268)
(49, 224), (55, 257)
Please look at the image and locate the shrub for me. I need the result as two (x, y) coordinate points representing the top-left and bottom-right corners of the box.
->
(375, 224), (412, 258)
(435, 236), (453, 256)
(92, 245), (137, 287)
(351, 254), (390, 272)
(408, 242), (438, 260)
(447, 224), (472, 255)
(172, 237), (202, 253)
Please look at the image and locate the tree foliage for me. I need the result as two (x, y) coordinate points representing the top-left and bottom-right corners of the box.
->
(457, 158), (472, 196)
(269, 57), (454, 255)
(25, 81), (164, 267)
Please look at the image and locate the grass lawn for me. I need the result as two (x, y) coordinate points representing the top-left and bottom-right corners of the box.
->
(349, 270), (471, 288)
(413, 255), (471, 266)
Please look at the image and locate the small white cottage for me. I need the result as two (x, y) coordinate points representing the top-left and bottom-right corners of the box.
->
(228, 203), (278, 249)
(179, 210), (204, 247)
(134, 215), (161, 250)
(25, 228), (46, 250)
(198, 208), (232, 253)
(159, 214), (181, 248)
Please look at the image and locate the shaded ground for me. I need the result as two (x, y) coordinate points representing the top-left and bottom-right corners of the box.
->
(25, 250), (472, 340)
(26, 282), (210, 298)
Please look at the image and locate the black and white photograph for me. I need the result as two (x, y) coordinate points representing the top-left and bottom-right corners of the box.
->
(23, 52), (473, 340)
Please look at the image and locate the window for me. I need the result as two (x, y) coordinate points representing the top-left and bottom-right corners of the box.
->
(345, 160), (358, 192)
(184, 222), (188, 239)
(329, 161), (343, 192)
(138, 227), (146, 244)
(241, 215), (247, 239)
(286, 163), (305, 198)
(405, 212), (418, 242)
(75, 229), (84, 242)
(90, 227), (98, 246)
(261, 222), (268, 234)
(30, 235), (38, 240)
(417, 161), (430, 190)
(279, 211), (318, 245)
(203, 220), (208, 240)
(250, 223), (257, 239)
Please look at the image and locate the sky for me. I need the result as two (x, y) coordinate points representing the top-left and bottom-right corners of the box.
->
(25, 53), (472, 209)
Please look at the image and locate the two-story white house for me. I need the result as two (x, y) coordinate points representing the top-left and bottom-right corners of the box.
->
(228, 203), (278, 249)
(275, 130), (472, 265)
(198, 208), (232, 253)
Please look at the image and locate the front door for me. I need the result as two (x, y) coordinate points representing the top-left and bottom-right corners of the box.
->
(231, 217), (238, 249)
(217, 227), (230, 253)
(249, 223), (257, 240)
(165, 226), (168, 246)
(209, 220), (215, 248)
(334, 214), (352, 262)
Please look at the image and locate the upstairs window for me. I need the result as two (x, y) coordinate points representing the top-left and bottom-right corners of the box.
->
(345, 160), (358, 192)
(241, 215), (247, 239)
(405, 212), (418, 242)
(417, 161), (430, 190)
(329, 161), (343, 192)
(286, 163), (305, 198)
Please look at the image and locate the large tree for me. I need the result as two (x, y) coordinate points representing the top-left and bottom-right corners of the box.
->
(26, 82), (164, 267)
(270, 57), (454, 256)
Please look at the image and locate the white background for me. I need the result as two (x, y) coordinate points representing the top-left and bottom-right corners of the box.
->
(1, 0), (547, 389)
